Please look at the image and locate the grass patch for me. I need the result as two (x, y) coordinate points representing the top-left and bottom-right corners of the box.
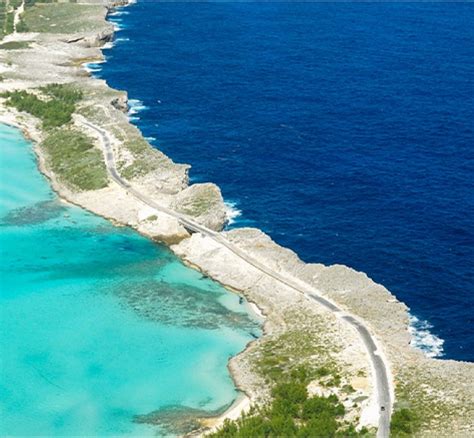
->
(392, 375), (458, 436)
(2, 84), (82, 129)
(18, 3), (105, 34)
(118, 138), (171, 180)
(121, 157), (157, 180)
(255, 328), (339, 386)
(41, 128), (108, 191)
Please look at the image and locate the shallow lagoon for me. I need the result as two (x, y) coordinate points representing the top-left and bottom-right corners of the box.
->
(0, 124), (260, 436)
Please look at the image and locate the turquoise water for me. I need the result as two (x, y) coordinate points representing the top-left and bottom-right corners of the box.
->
(0, 123), (260, 436)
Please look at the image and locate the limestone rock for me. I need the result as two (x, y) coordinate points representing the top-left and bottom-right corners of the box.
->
(137, 163), (190, 195)
(82, 27), (114, 48)
(137, 206), (189, 244)
(173, 183), (227, 231)
(110, 92), (128, 113)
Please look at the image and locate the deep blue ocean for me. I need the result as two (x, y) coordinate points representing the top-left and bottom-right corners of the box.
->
(96, 2), (473, 361)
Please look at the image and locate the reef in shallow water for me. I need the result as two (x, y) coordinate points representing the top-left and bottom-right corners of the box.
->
(0, 200), (65, 226)
(133, 403), (227, 436)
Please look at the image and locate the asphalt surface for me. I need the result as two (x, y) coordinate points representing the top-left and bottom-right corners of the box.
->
(81, 118), (392, 437)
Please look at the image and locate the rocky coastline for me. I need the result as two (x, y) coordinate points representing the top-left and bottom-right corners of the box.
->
(1, 1), (473, 436)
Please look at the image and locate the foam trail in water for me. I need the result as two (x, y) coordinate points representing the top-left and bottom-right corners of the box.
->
(409, 315), (444, 358)
(225, 201), (242, 226)
(109, 10), (129, 17)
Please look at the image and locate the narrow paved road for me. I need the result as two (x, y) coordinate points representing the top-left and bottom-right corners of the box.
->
(81, 118), (392, 437)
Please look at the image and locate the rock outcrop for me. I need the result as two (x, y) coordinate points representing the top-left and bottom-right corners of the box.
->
(173, 183), (227, 231)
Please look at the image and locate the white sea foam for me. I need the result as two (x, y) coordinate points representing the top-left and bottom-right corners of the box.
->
(127, 99), (148, 122)
(408, 314), (444, 358)
(225, 201), (242, 226)
(145, 136), (156, 142)
(109, 10), (129, 17)
(84, 63), (103, 73)
(111, 20), (124, 32)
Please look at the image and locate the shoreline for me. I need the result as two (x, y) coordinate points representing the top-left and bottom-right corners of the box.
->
(103, 2), (444, 363)
(200, 393), (251, 434)
(0, 97), (386, 435)
(0, 107), (266, 433)
(1, 1), (473, 436)
(0, 111), (262, 436)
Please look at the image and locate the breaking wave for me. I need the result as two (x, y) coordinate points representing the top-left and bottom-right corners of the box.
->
(224, 201), (242, 226)
(128, 98), (148, 121)
(109, 10), (129, 17)
(409, 315), (444, 358)
(83, 62), (103, 73)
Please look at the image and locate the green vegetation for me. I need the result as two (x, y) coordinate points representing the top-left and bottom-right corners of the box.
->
(342, 384), (356, 394)
(210, 309), (374, 438)
(41, 83), (82, 103)
(119, 135), (168, 180)
(24, 0), (49, 6)
(177, 186), (222, 217)
(118, 140), (167, 180)
(0, 3), (6, 38)
(0, 1), (15, 38)
(79, 102), (170, 180)
(7, 0), (23, 8)
(41, 128), (108, 191)
(0, 83), (100, 191)
(121, 156), (157, 180)
(5, 10), (14, 34)
(255, 327), (340, 386)
(390, 408), (419, 437)
(392, 376), (446, 436)
(78, 100), (175, 181)
(14, 18), (27, 33)
(17, 3), (104, 34)
(210, 371), (370, 438)
(0, 40), (30, 50)
(2, 84), (82, 129)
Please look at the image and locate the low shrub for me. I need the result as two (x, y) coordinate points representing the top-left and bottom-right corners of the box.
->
(210, 377), (367, 438)
(41, 128), (108, 191)
(390, 408), (419, 437)
(2, 84), (82, 129)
